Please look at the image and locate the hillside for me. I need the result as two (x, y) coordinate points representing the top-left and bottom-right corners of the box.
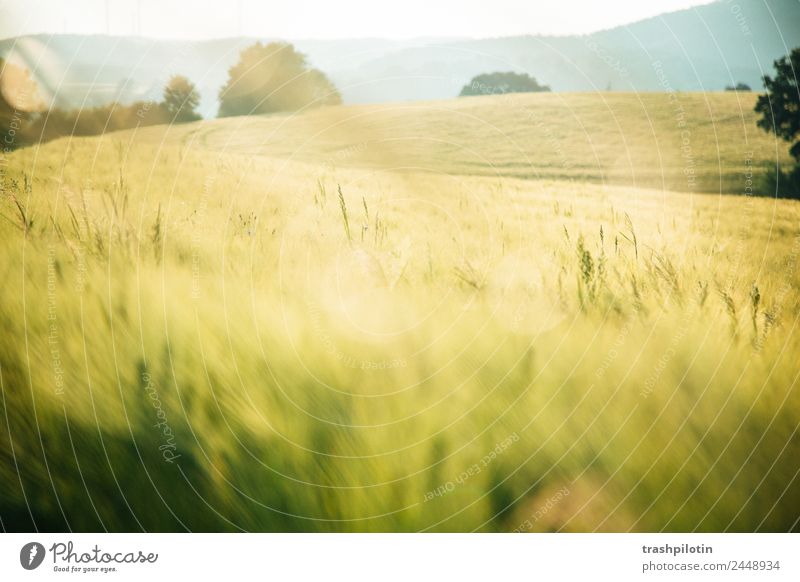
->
(1, 0), (798, 114)
(130, 91), (791, 195)
(2, 95), (799, 530)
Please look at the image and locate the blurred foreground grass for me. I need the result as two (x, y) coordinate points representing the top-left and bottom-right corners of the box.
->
(1, 94), (799, 531)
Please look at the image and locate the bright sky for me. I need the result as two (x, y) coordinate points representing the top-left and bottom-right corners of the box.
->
(1, 0), (714, 40)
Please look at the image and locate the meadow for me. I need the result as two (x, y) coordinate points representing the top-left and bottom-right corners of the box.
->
(1, 92), (799, 532)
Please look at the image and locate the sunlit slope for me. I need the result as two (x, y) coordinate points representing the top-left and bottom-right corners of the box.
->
(138, 92), (791, 195)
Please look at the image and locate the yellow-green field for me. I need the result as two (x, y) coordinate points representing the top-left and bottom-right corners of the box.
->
(142, 91), (791, 193)
(1, 92), (799, 532)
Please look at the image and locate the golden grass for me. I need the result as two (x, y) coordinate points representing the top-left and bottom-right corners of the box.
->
(136, 91), (792, 193)
(1, 92), (799, 532)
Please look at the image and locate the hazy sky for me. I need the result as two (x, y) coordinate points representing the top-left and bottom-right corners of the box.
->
(1, 0), (714, 40)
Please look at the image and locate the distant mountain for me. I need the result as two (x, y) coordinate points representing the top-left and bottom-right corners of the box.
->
(1, 0), (798, 116)
(332, 0), (800, 102)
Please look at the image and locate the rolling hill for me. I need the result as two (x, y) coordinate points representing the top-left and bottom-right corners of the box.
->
(129, 91), (792, 195)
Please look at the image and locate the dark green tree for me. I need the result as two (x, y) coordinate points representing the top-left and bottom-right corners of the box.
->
(755, 48), (800, 198)
(218, 42), (341, 117)
(162, 75), (201, 122)
(755, 48), (800, 161)
(459, 72), (550, 97)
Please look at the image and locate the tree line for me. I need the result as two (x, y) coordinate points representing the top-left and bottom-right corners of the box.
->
(1, 67), (204, 149)
(1, 41), (341, 150)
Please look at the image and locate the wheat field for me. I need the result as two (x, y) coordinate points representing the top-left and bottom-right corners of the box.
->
(1, 92), (799, 532)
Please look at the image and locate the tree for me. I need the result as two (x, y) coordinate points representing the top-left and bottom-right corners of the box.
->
(725, 82), (751, 91)
(755, 48), (800, 161)
(162, 75), (201, 122)
(218, 42), (341, 117)
(459, 72), (550, 97)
